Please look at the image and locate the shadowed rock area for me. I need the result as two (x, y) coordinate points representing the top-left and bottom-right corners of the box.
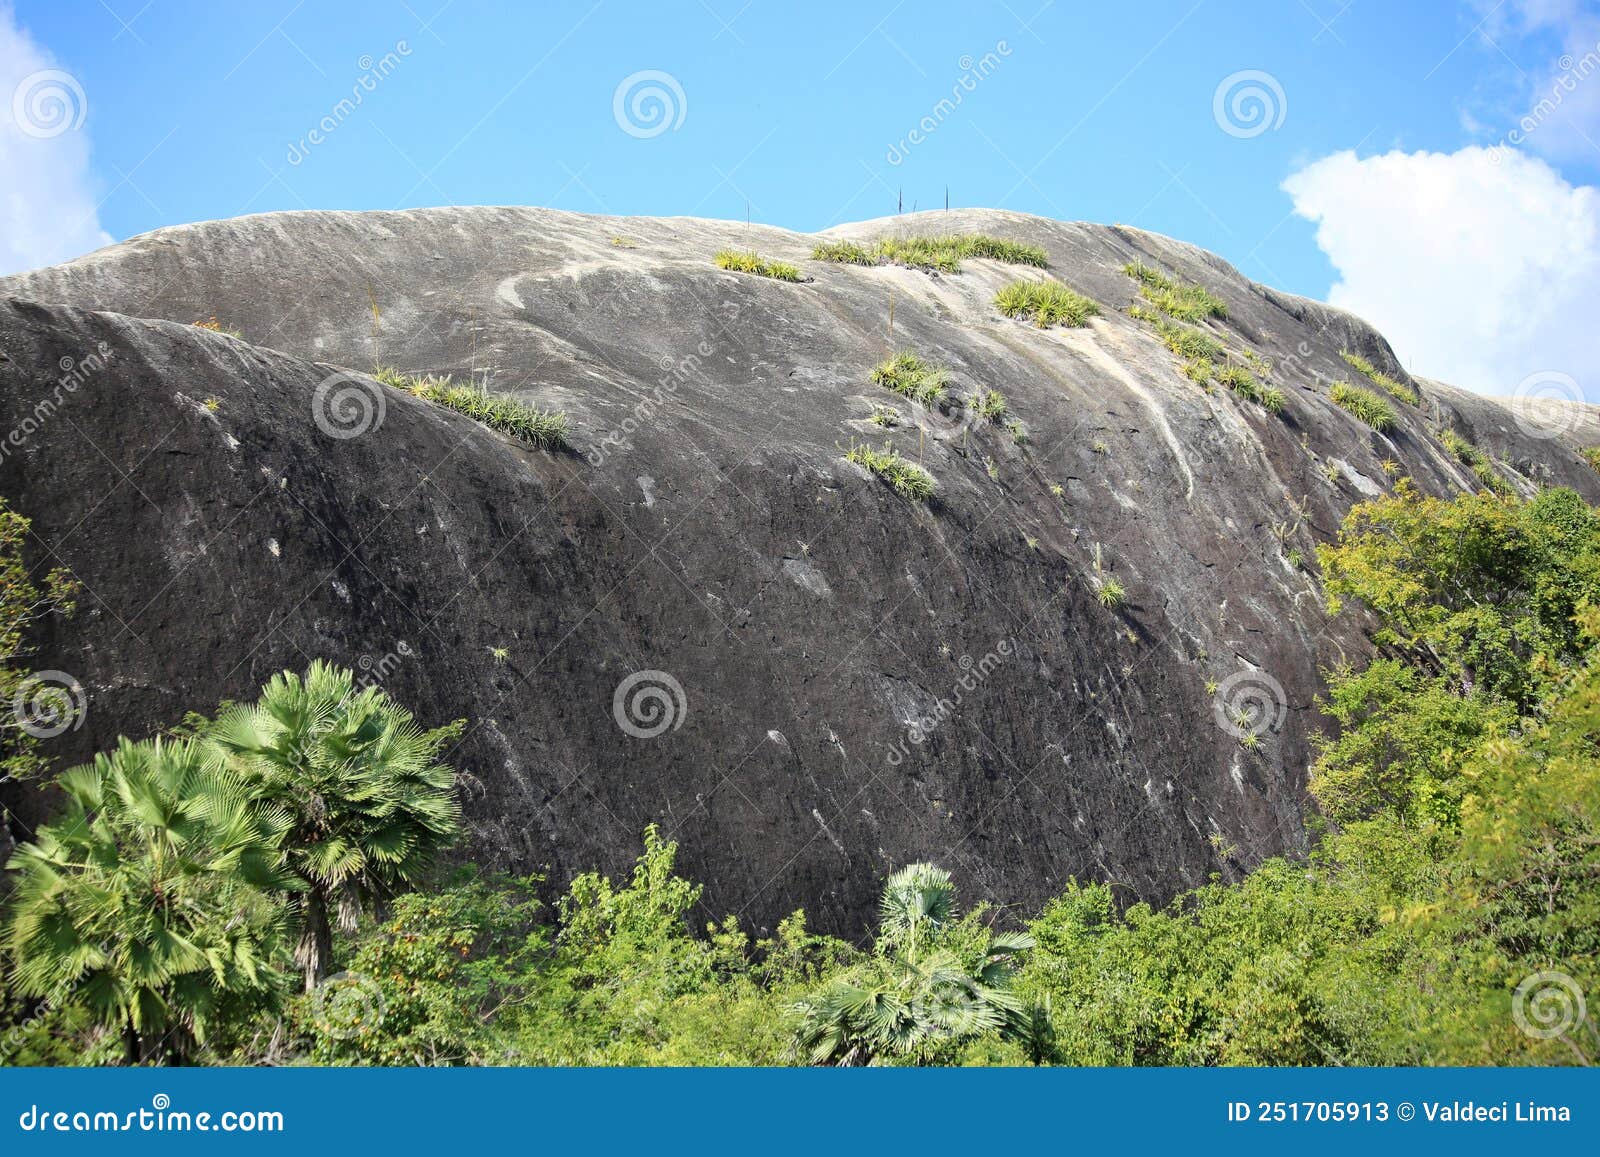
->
(2, 206), (1597, 934)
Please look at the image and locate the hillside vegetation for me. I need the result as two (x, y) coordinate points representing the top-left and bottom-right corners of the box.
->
(5, 481), (1596, 1066)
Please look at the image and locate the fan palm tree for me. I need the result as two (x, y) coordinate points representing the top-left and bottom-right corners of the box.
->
(204, 661), (463, 990)
(3, 737), (294, 1064)
(791, 862), (1041, 1065)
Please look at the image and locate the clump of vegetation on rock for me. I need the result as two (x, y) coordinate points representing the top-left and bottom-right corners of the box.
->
(375, 368), (569, 449)
(1439, 428), (1512, 496)
(1341, 351), (1418, 405)
(714, 250), (803, 281)
(846, 441), (936, 501)
(1122, 261), (1227, 321)
(994, 279), (1100, 328)
(870, 352), (949, 409)
(1329, 382), (1396, 433)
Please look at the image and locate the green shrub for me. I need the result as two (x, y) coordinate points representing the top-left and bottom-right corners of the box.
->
(1182, 358), (1213, 384)
(994, 279), (1100, 328)
(1122, 261), (1227, 321)
(714, 250), (803, 281)
(846, 441), (936, 500)
(1329, 382), (1396, 433)
(870, 352), (949, 408)
(378, 369), (569, 449)
(811, 240), (877, 265)
(1582, 446), (1600, 473)
(1341, 351), (1418, 405)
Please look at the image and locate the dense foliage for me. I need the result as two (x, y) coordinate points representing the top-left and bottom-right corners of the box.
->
(3, 482), (1598, 1066)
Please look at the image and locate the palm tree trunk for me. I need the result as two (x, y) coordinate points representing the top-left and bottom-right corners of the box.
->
(300, 887), (335, 992)
(123, 1021), (140, 1066)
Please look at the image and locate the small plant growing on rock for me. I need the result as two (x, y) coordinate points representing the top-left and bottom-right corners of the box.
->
(872, 233), (1048, 273)
(1182, 358), (1213, 384)
(1582, 446), (1600, 473)
(868, 404), (900, 428)
(812, 240), (876, 265)
(1122, 261), (1227, 321)
(608, 235), (638, 249)
(194, 316), (242, 339)
(846, 441), (936, 501)
(969, 386), (1008, 422)
(202, 396), (221, 412)
(714, 249), (802, 281)
(1094, 576), (1127, 609)
(1341, 351), (1418, 405)
(994, 279), (1100, 328)
(1329, 382), (1396, 433)
(1439, 428), (1511, 495)
(489, 646), (510, 664)
(870, 353), (949, 409)
(377, 369), (569, 449)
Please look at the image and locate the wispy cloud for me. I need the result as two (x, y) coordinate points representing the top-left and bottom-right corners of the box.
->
(0, 4), (112, 275)
(1284, 146), (1600, 399)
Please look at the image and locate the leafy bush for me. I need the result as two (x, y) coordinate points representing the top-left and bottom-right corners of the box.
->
(714, 249), (803, 281)
(869, 352), (949, 408)
(1122, 261), (1227, 321)
(994, 279), (1100, 328)
(1329, 382), (1396, 432)
(377, 369), (569, 449)
(846, 441), (936, 501)
(0, 498), (79, 784)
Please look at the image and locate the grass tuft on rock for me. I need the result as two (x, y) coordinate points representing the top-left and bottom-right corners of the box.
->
(869, 233), (1048, 273)
(1122, 261), (1227, 321)
(1440, 428), (1512, 495)
(1341, 351), (1418, 405)
(994, 279), (1100, 328)
(870, 352), (949, 408)
(811, 240), (877, 265)
(846, 441), (936, 501)
(714, 249), (803, 281)
(1329, 382), (1397, 433)
(375, 368), (569, 449)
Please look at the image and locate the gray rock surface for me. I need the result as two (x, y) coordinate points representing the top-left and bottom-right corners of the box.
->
(2, 206), (1596, 933)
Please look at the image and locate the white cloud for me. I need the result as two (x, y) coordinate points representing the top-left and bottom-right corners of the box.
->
(0, 5), (112, 276)
(1472, 0), (1600, 164)
(1283, 146), (1600, 400)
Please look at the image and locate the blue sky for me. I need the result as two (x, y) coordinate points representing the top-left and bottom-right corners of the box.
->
(4, 0), (1600, 398)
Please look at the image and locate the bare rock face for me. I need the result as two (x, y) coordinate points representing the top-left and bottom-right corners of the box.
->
(2, 207), (1596, 933)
